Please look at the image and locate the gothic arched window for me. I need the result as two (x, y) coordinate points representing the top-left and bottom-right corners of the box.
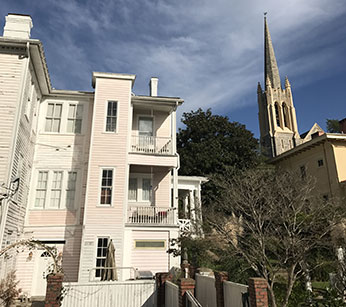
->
(282, 102), (289, 128)
(274, 102), (280, 127)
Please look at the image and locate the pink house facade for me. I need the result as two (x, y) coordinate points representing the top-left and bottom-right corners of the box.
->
(0, 14), (204, 299)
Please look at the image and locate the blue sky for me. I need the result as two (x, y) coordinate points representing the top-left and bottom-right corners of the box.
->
(1, 0), (346, 138)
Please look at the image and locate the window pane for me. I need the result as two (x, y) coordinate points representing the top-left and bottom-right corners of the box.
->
(76, 105), (84, 118)
(68, 104), (76, 118)
(135, 240), (165, 248)
(52, 119), (61, 132)
(54, 104), (62, 117)
(75, 119), (82, 133)
(45, 118), (52, 132)
(128, 178), (137, 201)
(67, 119), (74, 133)
(142, 178), (151, 201)
(47, 104), (54, 117)
(139, 118), (153, 135)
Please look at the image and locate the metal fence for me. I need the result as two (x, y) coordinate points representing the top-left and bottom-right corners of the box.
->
(186, 290), (203, 307)
(165, 280), (179, 307)
(195, 273), (217, 307)
(61, 280), (156, 307)
(223, 280), (249, 307)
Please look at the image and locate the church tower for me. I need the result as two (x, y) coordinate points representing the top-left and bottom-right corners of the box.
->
(258, 17), (301, 158)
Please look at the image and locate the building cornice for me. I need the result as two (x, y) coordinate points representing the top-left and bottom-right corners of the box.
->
(92, 71), (136, 88)
(270, 133), (346, 163)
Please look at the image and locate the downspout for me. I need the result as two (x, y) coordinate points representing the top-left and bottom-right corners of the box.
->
(0, 42), (30, 248)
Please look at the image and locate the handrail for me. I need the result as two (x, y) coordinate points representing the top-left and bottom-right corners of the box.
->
(131, 135), (173, 155)
(186, 291), (202, 307)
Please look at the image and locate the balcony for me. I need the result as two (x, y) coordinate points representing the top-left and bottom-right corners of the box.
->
(127, 206), (176, 225)
(131, 136), (173, 155)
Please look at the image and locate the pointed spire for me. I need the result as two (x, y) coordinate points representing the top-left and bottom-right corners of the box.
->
(257, 82), (262, 93)
(285, 76), (291, 88)
(264, 16), (281, 89)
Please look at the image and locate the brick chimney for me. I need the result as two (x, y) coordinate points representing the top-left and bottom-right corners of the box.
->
(150, 77), (158, 97)
(3, 14), (33, 39)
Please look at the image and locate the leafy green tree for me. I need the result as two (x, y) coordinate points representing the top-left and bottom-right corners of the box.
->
(326, 119), (341, 133)
(177, 108), (259, 176)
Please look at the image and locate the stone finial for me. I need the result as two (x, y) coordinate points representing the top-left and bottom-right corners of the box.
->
(285, 76), (291, 88)
(257, 82), (262, 93)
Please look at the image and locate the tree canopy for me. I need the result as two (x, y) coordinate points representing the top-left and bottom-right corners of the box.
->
(177, 108), (259, 177)
(209, 168), (345, 307)
(326, 119), (341, 133)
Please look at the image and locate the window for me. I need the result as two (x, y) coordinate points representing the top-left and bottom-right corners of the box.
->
(106, 101), (117, 132)
(128, 175), (152, 202)
(100, 169), (113, 205)
(34, 170), (78, 209)
(142, 178), (152, 201)
(95, 237), (109, 278)
(135, 240), (165, 249)
(300, 165), (306, 179)
(66, 172), (77, 208)
(50, 171), (63, 208)
(128, 178), (137, 201)
(45, 103), (62, 132)
(138, 117), (153, 137)
(274, 103), (280, 127)
(67, 104), (83, 133)
(318, 159), (324, 167)
(35, 171), (48, 208)
(282, 102), (289, 128)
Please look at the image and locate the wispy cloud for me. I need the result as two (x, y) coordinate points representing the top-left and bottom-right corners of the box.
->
(0, 0), (345, 132)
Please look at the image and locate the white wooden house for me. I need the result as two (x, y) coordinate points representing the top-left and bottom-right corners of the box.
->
(0, 14), (205, 299)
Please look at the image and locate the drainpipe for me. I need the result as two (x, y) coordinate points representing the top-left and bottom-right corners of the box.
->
(323, 141), (334, 198)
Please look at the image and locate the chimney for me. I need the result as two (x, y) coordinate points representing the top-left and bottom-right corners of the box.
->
(150, 77), (158, 97)
(3, 14), (33, 39)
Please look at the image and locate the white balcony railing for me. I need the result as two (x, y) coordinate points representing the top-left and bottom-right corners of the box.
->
(128, 206), (176, 224)
(131, 136), (173, 155)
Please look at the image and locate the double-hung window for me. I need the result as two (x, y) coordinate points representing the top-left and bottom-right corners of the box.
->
(45, 103), (62, 132)
(106, 101), (117, 132)
(50, 171), (63, 208)
(34, 170), (78, 209)
(35, 171), (48, 208)
(67, 104), (83, 133)
(95, 237), (109, 278)
(66, 172), (77, 208)
(100, 169), (113, 205)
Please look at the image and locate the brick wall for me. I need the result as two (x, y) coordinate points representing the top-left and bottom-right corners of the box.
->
(248, 277), (268, 307)
(45, 273), (63, 307)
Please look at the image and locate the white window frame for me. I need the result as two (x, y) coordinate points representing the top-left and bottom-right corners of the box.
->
(95, 236), (110, 279)
(128, 173), (152, 203)
(32, 169), (79, 210)
(99, 167), (115, 206)
(104, 101), (118, 133)
(45, 102), (63, 132)
(67, 103), (84, 134)
(134, 239), (166, 250)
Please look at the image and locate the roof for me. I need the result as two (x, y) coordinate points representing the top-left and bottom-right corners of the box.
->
(270, 133), (346, 163)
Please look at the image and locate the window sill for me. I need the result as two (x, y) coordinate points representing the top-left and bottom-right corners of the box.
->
(96, 205), (114, 208)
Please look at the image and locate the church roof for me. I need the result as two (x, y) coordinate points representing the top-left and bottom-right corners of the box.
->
(264, 17), (281, 89)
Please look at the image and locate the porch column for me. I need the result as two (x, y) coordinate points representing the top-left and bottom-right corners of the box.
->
(189, 190), (196, 230)
(183, 193), (189, 218)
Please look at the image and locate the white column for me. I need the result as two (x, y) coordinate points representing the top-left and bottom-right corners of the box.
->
(183, 193), (189, 218)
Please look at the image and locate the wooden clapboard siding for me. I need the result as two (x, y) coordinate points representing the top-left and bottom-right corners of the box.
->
(16, 226), (82, 293)
(78, 77), (132, 282)
(131, 230), (169, 273)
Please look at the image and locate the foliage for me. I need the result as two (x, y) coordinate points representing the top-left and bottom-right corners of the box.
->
(208, 168), (346, 307)
(0, 271), (20, 307)
(326, 119), (341, 133)
(177, 108), (260, 206)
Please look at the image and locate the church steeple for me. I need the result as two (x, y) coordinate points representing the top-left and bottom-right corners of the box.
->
(264, 17), (281, 89)
(258, 16), (302, 158)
